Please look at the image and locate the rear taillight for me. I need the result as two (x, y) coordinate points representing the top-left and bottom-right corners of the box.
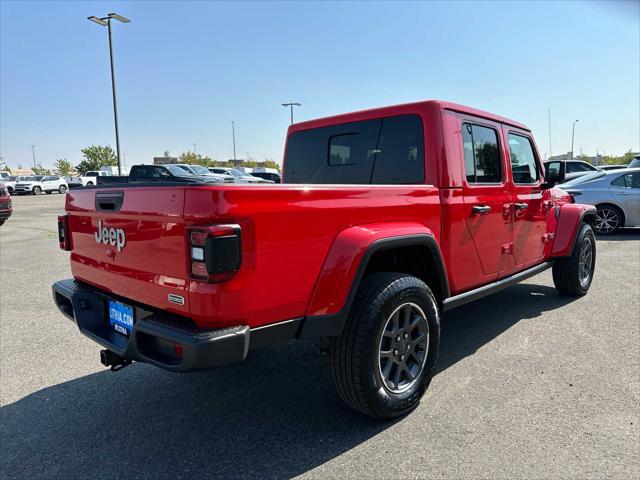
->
(188, 224), (242, 282)
(57, 215), (71, 251)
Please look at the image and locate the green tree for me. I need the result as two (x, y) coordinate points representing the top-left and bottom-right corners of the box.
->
(32, 164), (51, 175)
(178, 151), (214, 166)
(262, 160), (281, 171)
(76, 145), (117, 174)
(0, 158), (10, 173)
(54, 158), (74, 176)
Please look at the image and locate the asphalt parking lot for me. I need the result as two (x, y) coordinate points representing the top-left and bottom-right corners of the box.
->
(1, 193), (639, 479)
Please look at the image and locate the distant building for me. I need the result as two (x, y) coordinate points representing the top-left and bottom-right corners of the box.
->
(153, 156), (178, 165)
(11, 167), (35, 176)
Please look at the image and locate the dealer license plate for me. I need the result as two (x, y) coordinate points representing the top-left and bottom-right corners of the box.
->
(108, 300), (134, 336)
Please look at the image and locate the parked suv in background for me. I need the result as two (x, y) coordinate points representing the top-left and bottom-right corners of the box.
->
(209, 167), (271, 183)
(3, 176), (22, 194)
(0, 182), (12, 226)
(63, 176), (83, 189)
(14, 176), (68, 195)
(543, 160), (600, 183)
(80, 171), (113, 186)
(168, 164), (232, 183)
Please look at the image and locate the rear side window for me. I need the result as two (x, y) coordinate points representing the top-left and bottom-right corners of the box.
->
(611, 172), (639, 189)
(284, 114), (424, 184)
(462, 123), (502, 183)
(508, 133), (540, 184)
(371, 115), (424, 184)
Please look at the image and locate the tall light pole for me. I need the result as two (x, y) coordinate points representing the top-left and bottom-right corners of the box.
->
(231, 121), (237, 161)
(88, 12), (130, 175)
(31, 145), (36, 168)
(282, 102), (301, 124)
(547, 109), (552, 159)
(570, 119), (579, 159)
(193, 143), (197, 154)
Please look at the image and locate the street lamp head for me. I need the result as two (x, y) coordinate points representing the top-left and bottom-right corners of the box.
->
(87, 16), (108, 26)
(108, 13), (131, 23)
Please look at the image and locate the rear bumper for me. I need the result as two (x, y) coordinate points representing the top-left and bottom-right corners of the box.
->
(52, 279), (250, 372)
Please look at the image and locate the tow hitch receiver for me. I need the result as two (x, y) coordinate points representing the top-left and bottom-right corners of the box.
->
(100, 349), (132, 371)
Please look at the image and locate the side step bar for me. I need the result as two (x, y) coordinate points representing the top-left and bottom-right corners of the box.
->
(442, 262), (553, 311)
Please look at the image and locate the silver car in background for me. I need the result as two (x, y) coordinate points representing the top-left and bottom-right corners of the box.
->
(559, 168), (640, 234)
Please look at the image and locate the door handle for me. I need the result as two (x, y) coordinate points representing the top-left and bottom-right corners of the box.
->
(514, 202), (528, 211)
(472, 205), (491, 215)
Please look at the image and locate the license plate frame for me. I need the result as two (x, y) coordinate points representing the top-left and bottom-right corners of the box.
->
(108, 300), (134, 336)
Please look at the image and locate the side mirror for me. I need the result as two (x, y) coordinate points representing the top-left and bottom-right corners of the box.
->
(543, 161), (565, 188)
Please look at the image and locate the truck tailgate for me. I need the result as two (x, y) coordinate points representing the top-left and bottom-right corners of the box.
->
(66, 187), (191, 316)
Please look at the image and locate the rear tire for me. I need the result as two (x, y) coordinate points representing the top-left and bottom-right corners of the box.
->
(32, 186), (41, 195)
(0, 219), (5, 226)
(86, 182), (94, 186)
(58, 185), (67, 194)
(594, 204), (623, 235)
(553, 223), (596, 296)
(330, 272), (440, 420)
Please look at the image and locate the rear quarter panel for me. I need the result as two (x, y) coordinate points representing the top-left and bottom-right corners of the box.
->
(184, 185), (441, 328)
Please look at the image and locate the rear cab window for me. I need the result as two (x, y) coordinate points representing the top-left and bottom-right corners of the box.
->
(284, 114), (425, 184)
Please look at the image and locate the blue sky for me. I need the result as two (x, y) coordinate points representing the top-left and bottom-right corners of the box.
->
(1, 0), (638, 169)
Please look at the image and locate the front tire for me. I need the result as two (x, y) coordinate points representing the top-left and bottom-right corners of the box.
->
(553, 223), (596, 296)
(32, 186), (41, 195)
(330, 272), (440, 420)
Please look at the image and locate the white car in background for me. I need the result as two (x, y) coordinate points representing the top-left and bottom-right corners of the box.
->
(13, 175), (68, 195)
(3, 176), (23, 194)
(80, 170), (113, 186)
(208, 167), (273, 183)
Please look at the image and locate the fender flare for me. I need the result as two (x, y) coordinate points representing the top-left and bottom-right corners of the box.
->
(551, 203), (597, 258)
(299, 223), (449, 338)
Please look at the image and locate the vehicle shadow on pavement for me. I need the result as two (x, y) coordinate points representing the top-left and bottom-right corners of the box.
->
(438, 284), (577, 374)
(1, 284), (576, 480)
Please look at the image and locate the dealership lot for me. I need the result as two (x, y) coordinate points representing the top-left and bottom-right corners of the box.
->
(1, 194), (638, 479)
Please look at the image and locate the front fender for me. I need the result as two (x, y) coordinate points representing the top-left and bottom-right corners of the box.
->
(551, 203), (596, 257)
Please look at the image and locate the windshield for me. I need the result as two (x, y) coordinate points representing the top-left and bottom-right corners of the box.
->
(229, 169), (246, 177)
(165, 165), (191, 176)
(561, 171), (606, 186)
(189, 165), (212, 175)
(630, 158), (640, 168)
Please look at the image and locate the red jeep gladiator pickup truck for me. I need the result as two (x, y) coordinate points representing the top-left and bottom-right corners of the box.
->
(53, 100), (596, 419)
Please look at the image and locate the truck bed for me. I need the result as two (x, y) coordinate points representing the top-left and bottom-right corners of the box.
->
(64, 183), (441, 329)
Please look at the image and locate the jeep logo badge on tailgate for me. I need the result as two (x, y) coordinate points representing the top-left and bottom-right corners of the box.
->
(95, 220), (126, 252)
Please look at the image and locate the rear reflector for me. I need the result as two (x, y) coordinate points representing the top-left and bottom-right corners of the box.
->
(191, 261), (208, 277)
(58, 215), (71, 251)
